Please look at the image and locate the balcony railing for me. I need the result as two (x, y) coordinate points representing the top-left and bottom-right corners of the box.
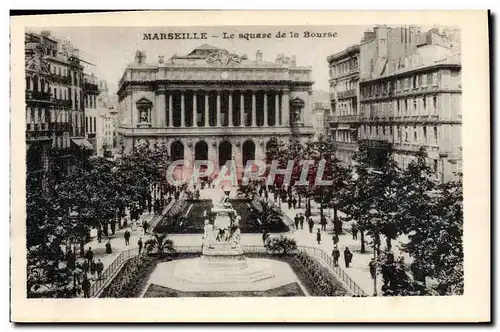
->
(329, 89), (357, 100)
(53, 99), (73, 108)
(84, 82), (99, 92)
(26, 91), (52, 102)
(50, 74), (71, 85)
(329, 114), (361, 123)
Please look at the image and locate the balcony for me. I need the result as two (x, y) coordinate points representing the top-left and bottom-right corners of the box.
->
(84, 82), (99, 93)
(48, 122), (72, 132)
(50, 74), (71, 85)
(53, 99), (73, 108)
(329, 114), (361, 124)
(26, 91), (52, 103)
(334, 141), (358, 151)
(329, 89), (357, 100)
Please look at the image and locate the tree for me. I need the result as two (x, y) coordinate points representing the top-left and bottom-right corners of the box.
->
(144, 233), (176, 255)
(403, 173), (463, 295)
(341, 145), (380, 253)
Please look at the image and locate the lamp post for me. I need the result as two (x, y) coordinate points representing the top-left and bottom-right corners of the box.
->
(69, 209), (83, 257)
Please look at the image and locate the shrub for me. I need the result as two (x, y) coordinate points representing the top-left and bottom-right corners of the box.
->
(145, 233), (175, 255)
(292, 252), (349, 296)
(265, 235), (298, 255)
(100, 255), (157, 298)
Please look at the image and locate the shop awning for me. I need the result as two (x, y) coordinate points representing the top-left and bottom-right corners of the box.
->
(71, 138), (94, 150)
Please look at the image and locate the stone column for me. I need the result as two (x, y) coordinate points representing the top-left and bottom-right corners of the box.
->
(282, 89), (290, 127)
(216, 91), (221, 127)
(180, 92), (185, 127)
(275, 92), (280, 126)
(204, 92), (209, 127)
(240, 92), (245, 127)
(192, 91), (197, 127)
(251, 91), (257, 127)
(156, 90), (166, 126)
(168, 92), (173, 127)
(228, 91), (233, 127)
(263, 92), (268, 127)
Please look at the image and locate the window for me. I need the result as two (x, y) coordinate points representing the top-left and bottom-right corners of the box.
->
(433, 126), (438, 144)
(404, 78), (409, 90)
(433, 95), (438, 111)
(413, 126), (418, 143)
(94, 118), (97, 133)
(397, 80), (401, 91)
(423, 126), (427, 143)
(433, 159), (438, 173)
(422, 74), (427, 87)
(423, 96), (427, 110)
(432, 72), (438, 86)
(405, 127), (409, 142)
(404, 99), (408, 114)
(413, 98), (418, 115)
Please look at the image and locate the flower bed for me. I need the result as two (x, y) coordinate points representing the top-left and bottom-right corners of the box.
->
(101, 252), (348, 298)
(153, 199), (289, 234)
(99, 253), (198, 298)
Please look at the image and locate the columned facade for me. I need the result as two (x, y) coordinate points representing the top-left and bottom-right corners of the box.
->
(117, 45), (315, 184)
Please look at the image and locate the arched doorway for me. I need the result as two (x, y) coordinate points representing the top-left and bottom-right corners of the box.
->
(195, 140), (209, 182)
(171, 140), (184, 161)
(242, 140), (256, 166)
(218, 141), (232, 169)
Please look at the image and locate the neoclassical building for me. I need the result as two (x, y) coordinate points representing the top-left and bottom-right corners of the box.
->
(117, 44), (315, 179)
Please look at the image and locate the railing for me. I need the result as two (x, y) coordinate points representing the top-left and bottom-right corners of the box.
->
(90, 244), (367, 297)
(329, 115), (361, 123)
(89, 248), (138, 297)
(26, 90), (52, 101)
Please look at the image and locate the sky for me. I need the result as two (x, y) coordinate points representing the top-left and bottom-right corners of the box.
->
(32, 25), (373, 95)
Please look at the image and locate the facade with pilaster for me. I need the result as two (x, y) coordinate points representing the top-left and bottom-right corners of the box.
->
(117, 45), (315, 179)
(358, 26), (462, 182)
(327, 45), (360, 163)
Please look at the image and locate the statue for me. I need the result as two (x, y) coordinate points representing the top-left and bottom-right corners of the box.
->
(203, 219), (215, 247)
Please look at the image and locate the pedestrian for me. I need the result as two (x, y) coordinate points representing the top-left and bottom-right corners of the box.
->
(90, 259), (97, 279)
(299, 214), (304, 230)
(124, 229), (131, 246)
(73, 261), (82, 285)
(305, 206), (311, 219)
(85, 247), (93, 265)
(82, 260), (89, 277)
(138, 237), (143, 254)
(82, 276), (90, 298)
(105, 239), (112, 254)
(369, 258), (377, 280)
(292, 197), (297, 209)
(320, 215), (327, 231)
(122, 216), (128, 229)
(316, 228), (322, 245)
(143, 220), (149, 235)
(97, 228), (103, 243)
(294, 214), (300, 230)
(111, 220), (116, 235)
(287, 197), (292, 209)
(66, 248), (75, 270)
(344, 247), (353, 268)
(96, 259), (104, 279)
(308, 217), (314, 233)
(351, 223), (358, 240)
(262, 230), (270, 246)
(332, 232), (339, 246)
(332, 245), (340, 267)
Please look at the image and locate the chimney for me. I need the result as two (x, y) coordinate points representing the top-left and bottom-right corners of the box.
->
(158, 55), (164, 64)
(256, 50), (263, 62)
(291, 55), (296, 67)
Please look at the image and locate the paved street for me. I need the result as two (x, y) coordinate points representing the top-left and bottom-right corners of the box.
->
(85, 186), (412, 296)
